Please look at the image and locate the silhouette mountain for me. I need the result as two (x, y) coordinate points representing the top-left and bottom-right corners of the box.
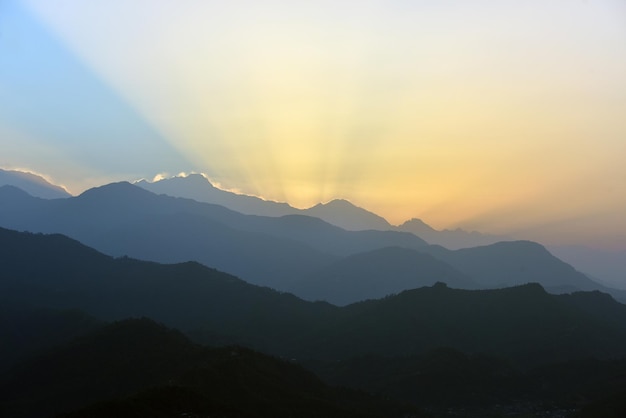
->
(312, 349), (626, 415)
(0, 308), (101, 373)
(0, 226), (336, 354)
(0, 182), (428, 289)
(3, 227), (626, 368)
(2, 182), (622, 304)
(0, 168), (70, 199)
(302, 199), (392, 231)
(549, 244), (626, 291)
(421, 241), (626, 301)
(136, 174), (626, 294)
(290, 246), (477, 305)
(397, 218), (507, 249)
(136, 174), (298, 217)
(136, 174), (392, 231)
(1, 318), (417, 418)
(305, 282), (626, 365)
(4, 229), (626, 417)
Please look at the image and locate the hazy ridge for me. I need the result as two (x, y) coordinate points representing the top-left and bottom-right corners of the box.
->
(2, 176), (626, 417)
(136, 174), (626, 288)
(3, 227), (626, 416)
(1, 181), (624, 304)
(0, 168), (71, 199)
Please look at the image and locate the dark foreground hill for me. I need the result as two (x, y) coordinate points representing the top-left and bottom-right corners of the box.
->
(308, 349), (626, 417)
(0, 318), (418, 418)
(297, 282), (626, 365)
(0, 308), (101, 373)
(3, 227), (626, 369)
(4, 228), (626, 416)
(0, 226), (336, 355)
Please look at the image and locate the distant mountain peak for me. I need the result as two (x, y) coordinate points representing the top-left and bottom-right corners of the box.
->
(169, 173), (216, 186)
(80, 181), (135, 193)
(77, 181), (156, 203)
(303, 199), (391, 231)
(400, 218), (436, 232)
(184, 172), (211, 181)
(136, 173), (298, 217)
(0, 168), (71, 199)
(315, 199), (356, 208)
(397, 218), (508, 250)
(136, 175), (390, 231)
(135, 173), (217, 188)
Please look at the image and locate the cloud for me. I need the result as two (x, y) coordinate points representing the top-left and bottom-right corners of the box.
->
(151, 172), (170, 182)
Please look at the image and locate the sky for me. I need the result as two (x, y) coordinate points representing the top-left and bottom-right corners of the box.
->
(1, 0), (625, 250)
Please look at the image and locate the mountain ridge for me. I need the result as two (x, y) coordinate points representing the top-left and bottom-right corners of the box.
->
(0, 183), (430, 290)
(2, 182), (623, 304)
(290, 246), (478, 306)
(2, 317), (414, 418)
(137, 174), (393, 231)
(0, 168), (71, 199)
(3, 226), (626, 368)
(397, 218), (509, 249)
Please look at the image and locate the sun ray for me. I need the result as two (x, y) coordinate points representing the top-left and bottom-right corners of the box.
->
(17, 0), (626, 248)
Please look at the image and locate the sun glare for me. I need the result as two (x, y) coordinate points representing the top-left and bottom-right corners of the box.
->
(19, 0), (626, 243)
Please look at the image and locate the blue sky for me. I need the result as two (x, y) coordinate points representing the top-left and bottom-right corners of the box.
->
(0, 0), (192, 184)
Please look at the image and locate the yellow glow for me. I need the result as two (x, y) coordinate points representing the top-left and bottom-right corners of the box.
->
(22, 0), (626, 248)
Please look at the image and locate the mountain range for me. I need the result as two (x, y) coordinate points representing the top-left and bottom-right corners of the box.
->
(3, 226), (626, 366)
(0, 168), (71, 199)
(4, 227), (626, 416)
(136, 174), (392, 231)
(5, 169), (622, 290)
(396, 218), (508, 249)
(137, 174), (508, 246)
(289, 246), (478, 305)
(0, 182), (426, 291)
(2, 170), (626, 417)
(1, 181), (624, 305)
(137, 174), (626, 288)
(2, 317), (416, 418)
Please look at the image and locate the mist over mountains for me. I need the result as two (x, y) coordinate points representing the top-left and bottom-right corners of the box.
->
(3, 175), (620, 306)
(289, 246), (478, 306)
(397, 218), (508, 249)
(3, 172), (626, 416)
(3, 226), (626, 416)
(3, 0), (624, 414)
(549, 245), (626, 291)
(2, 169), (624, 297)
(2, 180), (623, 305)
(3, 226), (626, 366)
(0, 182), (429, 292)
(135, 174), (626, 289)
